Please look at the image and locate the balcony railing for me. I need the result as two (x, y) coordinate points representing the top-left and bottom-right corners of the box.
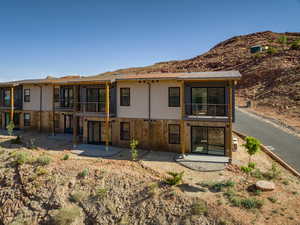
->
(185, 103), (227, 117)
(79, 102), (106, 113)
(54, 98), (74, 111)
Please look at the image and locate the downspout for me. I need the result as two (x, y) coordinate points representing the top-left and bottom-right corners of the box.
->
(39, 85), (43, 132)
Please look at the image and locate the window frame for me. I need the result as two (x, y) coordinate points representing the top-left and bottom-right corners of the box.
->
(120, 88), (130, 106)
(168, 87), (180, 107)
(120, 122), (130, 141)
(168, 124), (180, 144)
(24, 113), (31, 127)
(24, 89), (30, 103)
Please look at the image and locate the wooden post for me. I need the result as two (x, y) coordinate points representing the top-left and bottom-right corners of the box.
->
(73, 85), (78, 146)
(228, 81), (233, 161)
(180, 81), (185, 156)
(105, 82), (110, 151)
(52, 85), (56, 136)
(10, 87), (14, 122)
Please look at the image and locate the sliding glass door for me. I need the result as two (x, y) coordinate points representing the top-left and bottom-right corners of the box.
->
(191, 126), (225, 155)
(86, 88), (105, 112)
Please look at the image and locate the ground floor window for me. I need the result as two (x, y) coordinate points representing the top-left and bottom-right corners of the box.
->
(168, 124), (180, 144)
(54, 114), (60, 129)
(191, 126), (225, 155)
(120, 122), (130, 141)
(24, 113), (31, 126)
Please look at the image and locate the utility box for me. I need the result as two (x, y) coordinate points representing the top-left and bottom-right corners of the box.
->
(233, 137), (238, 152)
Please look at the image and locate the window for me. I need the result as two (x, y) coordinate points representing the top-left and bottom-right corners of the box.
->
(168, 124), (180, 144)
(24, 113), (31, 126)
(54, 88), (60, 103)
(120, 88), (130, 106)
(24, 89), (30, 102)
(120, 122), (130, 140)
(4, 89), (10, 107)
(168, 87), (180, 107)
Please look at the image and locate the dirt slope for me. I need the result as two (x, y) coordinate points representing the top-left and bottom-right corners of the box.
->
(91, 31), (300, 129)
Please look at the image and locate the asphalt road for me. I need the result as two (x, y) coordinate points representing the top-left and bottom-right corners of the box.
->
(234, 108), (300, 172)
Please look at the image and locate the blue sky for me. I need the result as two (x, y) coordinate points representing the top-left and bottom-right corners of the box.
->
(0, 0), (299, 81)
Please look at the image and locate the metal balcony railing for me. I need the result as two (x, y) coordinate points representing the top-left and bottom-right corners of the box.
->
(79, 102), (106, 113)
(185, 103), (227, 117)
(54, 98), (74, 110)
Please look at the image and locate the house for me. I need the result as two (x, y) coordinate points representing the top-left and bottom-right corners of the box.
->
(0, 71), (241, 158)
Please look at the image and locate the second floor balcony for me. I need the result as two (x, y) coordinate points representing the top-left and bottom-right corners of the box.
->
(185, 103), (227, 118)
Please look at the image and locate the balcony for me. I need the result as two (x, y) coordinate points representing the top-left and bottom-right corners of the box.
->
(185, 103), (228, 120)
(54, 98), (74, 111)
(76, 102), (115, 117)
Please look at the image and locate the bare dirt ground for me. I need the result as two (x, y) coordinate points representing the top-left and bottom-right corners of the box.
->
(0, 131), (300, 225)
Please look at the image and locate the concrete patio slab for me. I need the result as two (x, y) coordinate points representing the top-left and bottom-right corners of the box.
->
(175, 154), (228, 172)
(48, 134), (73, 142)
(71, 144), (123, 157)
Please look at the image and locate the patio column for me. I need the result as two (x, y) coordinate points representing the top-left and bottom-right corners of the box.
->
(52, 84), (56, 136)
(10, 87), (14, 122)
(180, 81), (185, 156)
(105, 82), (110, 151)
(228, 80), (233, 162)
(73, 85), (78, 146)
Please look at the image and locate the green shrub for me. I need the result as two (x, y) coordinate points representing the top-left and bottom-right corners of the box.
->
(93, 187), (108, 200)
(6, 121), (15, 136)
(251, 168), (263, 179)
(241, 166), (253, 174)
(11, 136), (22, 144)
(244, 136), (260, 165)
(268, 196), (277, 203)
(130, 139), (139, 161)
(209, 180), (235, 192)
(290, 40), (300, 50)
(264, 163), (281, 180)
(191, 200), (208, 215)
(62, 154), (70, 160)
(282, 180), (289, 185)
(148, 182), (159, 197)
(267, 47), (278, 54)
(36, 155), (51, 166)
(165, 171), (184, 186)
(69, 191), (87, 203)
(248, 162), (256, 169)
(35, 166), (48, 176)
(240, 198), (264, 209)
(78, 168), (89, 178)
(12, 151), (30, 165)
(51, 207), (80, 225)
(277, 35), (288, 45)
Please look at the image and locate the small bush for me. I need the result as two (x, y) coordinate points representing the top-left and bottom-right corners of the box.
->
(130, 139), (139, 161)
(290, 40), (300, 50)
(62, 154), (70, 160)
(241, 198), (264, 209)
(191, 200), (208, 215)
(6, 121), (15, 136)
(35, 166), (48, 176)
(36, 155), (51, 166)
(11, 136), (22, 144)
(93, 187), (108, 200)
(251, 168), (263, 179)
(51, 207), (80, 225)
(28, 138), (38, 150)
(248, 162), (256, 169)
(282, 180), (289, 185)
(165, 171), (184, 186)
(264, 163), (281, 180)
(69, 191), (87, 203)
(267, 46), (278, 54)
(209, 180), (235, 192)
(78, 168), (89, 178)
(148, 182), (159, 197)
(12, 151), (30, 165)
(241, 166), (253, 174)
(268, 196), (277, 203)
(277, 35), (288, 45)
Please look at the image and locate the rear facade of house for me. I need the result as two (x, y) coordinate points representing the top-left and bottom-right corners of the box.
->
(0, 71), (241, 157)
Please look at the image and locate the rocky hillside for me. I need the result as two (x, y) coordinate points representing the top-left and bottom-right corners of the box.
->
(92, 31), (300, 119)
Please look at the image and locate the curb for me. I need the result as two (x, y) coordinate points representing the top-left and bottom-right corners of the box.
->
(233, 130), (300, 179)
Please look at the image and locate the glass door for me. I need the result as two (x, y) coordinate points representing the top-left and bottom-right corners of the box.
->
(191, 88), (207, 115)
(88, 121), (101, 144)
(64, 115), (73, 133)
(191, 126), (208, 154)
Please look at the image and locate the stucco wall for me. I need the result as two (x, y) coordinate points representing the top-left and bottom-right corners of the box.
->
(150, 81), (181, 120)
(116, 80), (181, 119)
(117, 81), (148, 118)
(22, 85), (53, 111)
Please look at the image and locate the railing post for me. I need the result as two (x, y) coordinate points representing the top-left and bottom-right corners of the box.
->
(228, 81), (233, 162)
(180, 81), (185, 157)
